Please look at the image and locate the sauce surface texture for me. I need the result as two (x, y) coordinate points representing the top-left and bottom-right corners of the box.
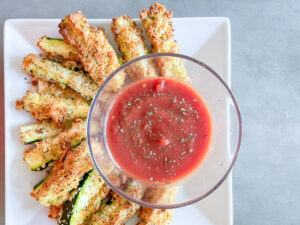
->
(106, 78), (212, 183)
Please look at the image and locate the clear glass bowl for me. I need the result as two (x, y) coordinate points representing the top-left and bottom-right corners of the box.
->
(87, 53), (242, 209)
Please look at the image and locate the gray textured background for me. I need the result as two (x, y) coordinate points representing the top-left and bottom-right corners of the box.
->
(1, 0), (300, 224)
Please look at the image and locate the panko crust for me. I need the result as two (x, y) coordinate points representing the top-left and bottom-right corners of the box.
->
(111, 15), (158, 79)
(18, 91), (89, 125)
(22, 54), (97, 100)
(138, 187), (178, 225)
(37, 80), (89, 103)
(140, 3), (177, 54)
(140, 2), (191, 82)
(48, 205), (63, 221)
(138, 207), (174, 225)
(59, 11), (124, 89)
(89, 191), (140, 225)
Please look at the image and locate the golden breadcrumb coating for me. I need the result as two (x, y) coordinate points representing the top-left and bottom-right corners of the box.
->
(22, 54), (97, 100)
(17, 91), (89, 125)
(60, 59), (86, 73)
(31, 141), (93, 207)
(138, 187), (178, 225)
(59, 11), (124, 89)
(75, 174), (110, 225)
(111, 15), (158, 79)
(142, 187), (178, 204)
(89, 181), (144, 225)
(48, 205), (63, 221)
(138, 207), (174, 225)
(89, 192), (140, 225)
(140, 2), (190, 82)
(38, 80), (89, 104)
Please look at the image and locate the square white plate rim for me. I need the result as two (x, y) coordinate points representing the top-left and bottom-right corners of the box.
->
(4, 17), (232, 225)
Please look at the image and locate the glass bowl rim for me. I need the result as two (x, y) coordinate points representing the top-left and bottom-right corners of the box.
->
(87, 52), (242, 209)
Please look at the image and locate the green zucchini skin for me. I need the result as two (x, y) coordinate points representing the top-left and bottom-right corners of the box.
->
(24, 120), (86, 171)
(59, 171), (91, 225)
(45, 37), (61, 40)
(33, 179), (45, 190)
(59, 169), (109, 225)
(25, 139), (44, 145)
(33, 174), (50, 191)
(37, 36), (79, 63)
(31, 142), (93, 207)
(31, 160), (54, 171)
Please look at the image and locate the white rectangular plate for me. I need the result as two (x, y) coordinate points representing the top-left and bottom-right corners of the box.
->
(4, 18), (232, 225)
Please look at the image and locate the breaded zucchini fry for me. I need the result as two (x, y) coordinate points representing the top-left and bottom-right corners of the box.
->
(20, 122), (60, 144)
(59, 169), (110, 225)
(24, 120), (86, 170)
(111, 15), (158, 79)
(17, 91), (89, 124)
(37, 36), (80, 63)
(22, 54), (97, 100)
(89, 193), (139, 225)
(138, 187), (178, 225)
(59, 11), (124, 89)
(138, 207), (174, 225)
(89, 181), (143, 225)
(140, 3), (190, 82)
(38, 80), (89, 103)
(31, 141), (93, 207)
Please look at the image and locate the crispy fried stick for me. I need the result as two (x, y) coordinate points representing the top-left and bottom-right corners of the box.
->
(140, 2), (190, 82)
(89, 181), (143, 225)
(16, 91), (89, 125)
(111, 15), (158, 79)
(138, 187), (178, 225)
(22, 54), (97, 100)
(59, 11), (124, 90)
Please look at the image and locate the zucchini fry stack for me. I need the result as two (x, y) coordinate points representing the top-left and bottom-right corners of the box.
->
(140, 2), (191, 82)
(24, 120), (86, 170)
(17, 2), (189, 224)
(31, 141), (94, 207)
(16, 13), (117, 223)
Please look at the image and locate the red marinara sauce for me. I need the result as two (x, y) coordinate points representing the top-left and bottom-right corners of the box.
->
(106, 78), (212, 184)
